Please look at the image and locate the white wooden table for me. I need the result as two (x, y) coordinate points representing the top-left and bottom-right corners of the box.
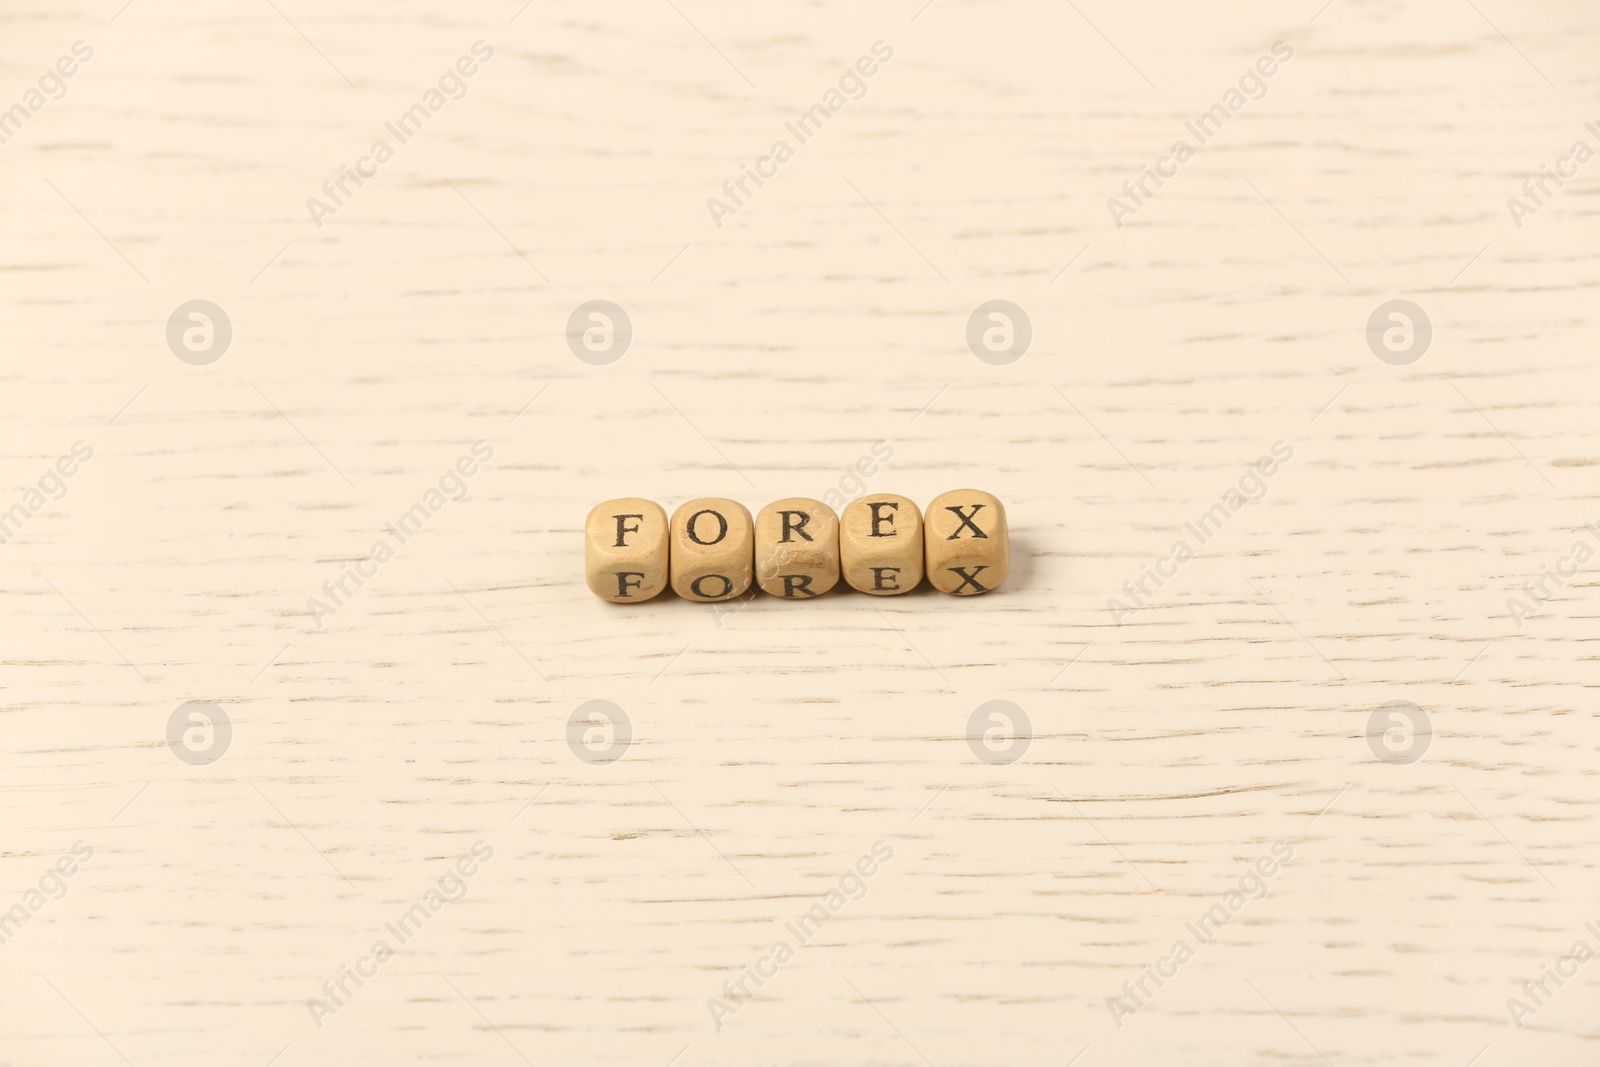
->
(2, 1), (1598, 1063)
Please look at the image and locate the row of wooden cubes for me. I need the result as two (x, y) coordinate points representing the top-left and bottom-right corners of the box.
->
(585, 490), (1009, 602)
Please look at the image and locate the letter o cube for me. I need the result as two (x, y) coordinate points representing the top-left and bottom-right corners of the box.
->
(755, 498), (840, 598)
(670, 498), (754, 602)
(924, 489), (1009, 595)
(585, 497), (669, 602)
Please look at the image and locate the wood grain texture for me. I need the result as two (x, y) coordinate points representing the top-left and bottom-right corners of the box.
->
(2, 0), (1599, 1064)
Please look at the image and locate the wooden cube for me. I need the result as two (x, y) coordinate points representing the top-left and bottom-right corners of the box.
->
(754, 498), (840, 598)
(840, 493), (924, 595)
(585, 497), (669, 602)
(670, 498), (754, 602)
(924, 489), (1009, 595)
